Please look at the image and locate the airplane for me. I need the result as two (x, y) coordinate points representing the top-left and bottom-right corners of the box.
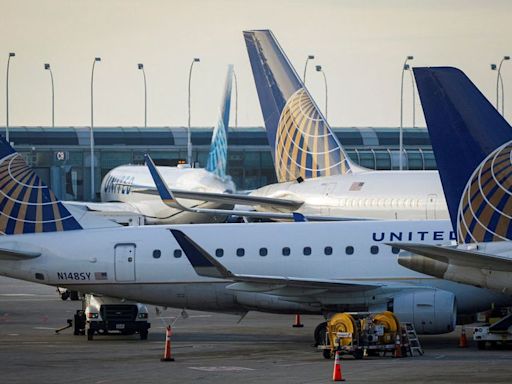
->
(0, 132), (510, 344)
(391, 66), (512, 293)
(67, 65), (244, 225)
(83, 30), (451, 224)
(238, 29), (450, 220)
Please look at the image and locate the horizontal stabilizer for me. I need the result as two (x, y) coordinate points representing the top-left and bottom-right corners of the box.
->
(393, 242), (512, 272)
(171, 229), (381, 293)
(0, 248), (41, 260)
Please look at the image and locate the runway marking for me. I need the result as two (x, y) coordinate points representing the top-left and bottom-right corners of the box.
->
(22, 341), (49, 344)
(435, 355), (446, 359)
(7, 333), (19, 336)
(33, 327), (56, 330)
(188, 366), (255, 372)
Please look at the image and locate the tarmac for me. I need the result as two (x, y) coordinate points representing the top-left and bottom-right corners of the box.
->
(1, 276), (512, 384)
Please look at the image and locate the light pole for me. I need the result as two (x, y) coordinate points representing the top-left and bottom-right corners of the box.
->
(303, 54), (315, 85)
(187, 57), (200, 165)
(404, 64), (416, 128)
(496, 56), (510, 115)
(400, 55), (414, 170)
(315, 65), (328, 119)
(44, 63), (55, 128)
(90, 57), (101, 201)
(138, 63), (147, 128)
(233, 69), (238, 129)
(6, 52), (15, 142)
(491, 64), (504, 114)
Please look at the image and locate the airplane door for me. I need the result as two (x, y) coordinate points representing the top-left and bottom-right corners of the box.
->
(426, 194), (437, 219)
(114, 244), (136, 282)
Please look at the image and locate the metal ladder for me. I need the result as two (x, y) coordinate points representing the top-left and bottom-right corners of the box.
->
(401, 323), (424, 356)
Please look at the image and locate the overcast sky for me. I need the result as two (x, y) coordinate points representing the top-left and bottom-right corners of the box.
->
(1, 0), (511, 128)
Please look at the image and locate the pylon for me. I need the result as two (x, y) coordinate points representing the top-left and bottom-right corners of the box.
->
(332, 350), (345, 381)
(292, 314), (304, 328)
(458, 327), (468, 348)
(161, 325), (175, 361)
(393, 333), (402, 358)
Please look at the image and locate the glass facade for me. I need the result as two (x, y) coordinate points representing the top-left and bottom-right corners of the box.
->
(2, 126), (436, 200)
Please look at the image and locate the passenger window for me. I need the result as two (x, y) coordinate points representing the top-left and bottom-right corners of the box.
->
(391, 246), (400, 255)
(153, 249), (162, 259)
(282, 247), (291, 256)
(259, 248), (268, 256)
(371, 245), (379, 255)
(324, 246), (333, 256)
(215, 248), (224, 257)
(345, 246), (354, 255)
(173, 249), (182, 258)
(303, 246), (312, 256)
(236, 248), (245, 257)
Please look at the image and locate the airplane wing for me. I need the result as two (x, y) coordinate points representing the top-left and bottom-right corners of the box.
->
(171, 229), (381, 295)
(144, 154), (371, 222)
(65, 201), (137, 213)
(111, 179), (304, 211)
(392, 243), (512, 272)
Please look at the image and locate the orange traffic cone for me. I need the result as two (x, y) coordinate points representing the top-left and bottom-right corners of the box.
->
(161, 325), (175, 361)
(393, 334), (402, 358)
(458, 327), (468, 348)
(292, 314), (304, 328)
(332, 350), (345, 381)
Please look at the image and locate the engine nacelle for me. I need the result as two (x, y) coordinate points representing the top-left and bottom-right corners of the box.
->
(391, 289), (456, 334)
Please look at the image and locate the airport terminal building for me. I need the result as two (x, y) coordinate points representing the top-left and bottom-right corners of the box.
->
(2, 126), (436, 201)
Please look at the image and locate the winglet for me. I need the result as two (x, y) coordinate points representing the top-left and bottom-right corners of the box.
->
(144, 154), (176, 205)
(292, 212), (307, 222)
(170, 229), (233, 279)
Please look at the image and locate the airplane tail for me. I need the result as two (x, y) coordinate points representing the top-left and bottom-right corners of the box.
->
(205, 64), (233, 179)
(414, 67), (512, 243)
(0, 137), (82, 235)
(244, 30), (353, 182)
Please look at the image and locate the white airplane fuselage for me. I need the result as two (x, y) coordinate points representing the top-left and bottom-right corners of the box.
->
(100, 165), (236, 224)
(0, 219), (509, 334)
(251, 170), (448, 220)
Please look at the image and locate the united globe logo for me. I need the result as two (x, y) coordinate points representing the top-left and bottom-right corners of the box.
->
(458, 140), (512, 243)
(275, 88), (351, 182)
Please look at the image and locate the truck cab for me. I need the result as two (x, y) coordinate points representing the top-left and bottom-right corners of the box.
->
(77, 294), (150, 340)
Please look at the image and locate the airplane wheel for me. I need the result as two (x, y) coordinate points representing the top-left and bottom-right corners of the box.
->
(70, 291), (79, 301)
(314, 321), (327, 347)
(61, 291), (70, 301)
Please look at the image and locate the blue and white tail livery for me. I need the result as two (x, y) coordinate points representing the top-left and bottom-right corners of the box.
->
(414, 67), (512, 244)
(0, 137), (82, 235)
(205, 65), (233, 179)
(244, 30), (353, 182)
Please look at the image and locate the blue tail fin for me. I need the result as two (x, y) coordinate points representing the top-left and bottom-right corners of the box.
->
(414, 67), (512, 243)
(244, 30), (352, 182)
(0, 137), (82, 235)
(205, 64), (233, 179)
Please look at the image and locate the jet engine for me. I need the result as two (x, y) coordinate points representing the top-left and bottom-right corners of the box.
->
(390, 289), (456, 334)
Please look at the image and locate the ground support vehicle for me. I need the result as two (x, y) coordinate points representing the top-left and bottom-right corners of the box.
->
(318, 311), (422, 359)
(73, 294), (150, 340)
